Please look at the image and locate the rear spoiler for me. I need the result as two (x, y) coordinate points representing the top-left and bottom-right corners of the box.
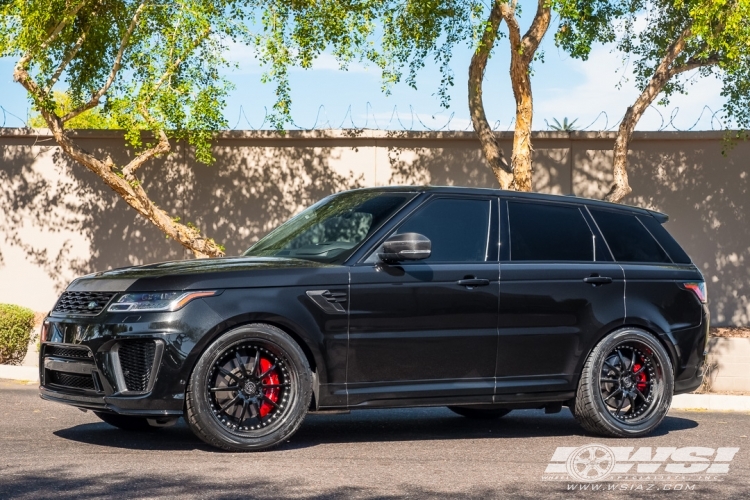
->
(647, 209), (669, 223)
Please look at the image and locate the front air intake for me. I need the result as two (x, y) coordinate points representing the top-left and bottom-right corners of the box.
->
(117, 340), (157, 392)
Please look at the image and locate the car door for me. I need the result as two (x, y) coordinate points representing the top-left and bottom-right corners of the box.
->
(347, 195), (500, 405)
(496, 199), (625, 396)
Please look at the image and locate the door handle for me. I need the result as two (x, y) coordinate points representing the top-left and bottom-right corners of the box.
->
(457, 278), (490, 287)
(583, 276), (613, 285)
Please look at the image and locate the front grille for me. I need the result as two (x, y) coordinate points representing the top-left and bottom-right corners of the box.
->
(45, 345), (92, 359)
(118, 341), (156, 392)
(48, 371), (95, 390)
(52, 291), (116, 316)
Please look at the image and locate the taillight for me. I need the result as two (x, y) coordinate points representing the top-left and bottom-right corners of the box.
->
(684, 282), (707, 304)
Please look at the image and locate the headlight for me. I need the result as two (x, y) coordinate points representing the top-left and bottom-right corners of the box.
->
(108, 291), (218, 312)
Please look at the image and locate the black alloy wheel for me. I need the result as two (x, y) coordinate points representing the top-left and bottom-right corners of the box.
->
(186, 324), (312, 451)
(574, 327), (673, 437)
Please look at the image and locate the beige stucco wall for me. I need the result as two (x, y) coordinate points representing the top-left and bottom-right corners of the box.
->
(1, 129), (748, 326)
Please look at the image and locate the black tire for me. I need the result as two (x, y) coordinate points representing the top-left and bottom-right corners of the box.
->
(447, 405), (512, 419)
(94, 412), (155, 431)
(186, 323), (312, 452)
(574, 327), (673, 438)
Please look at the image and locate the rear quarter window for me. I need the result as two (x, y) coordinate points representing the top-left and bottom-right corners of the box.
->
(589, 209), (671, 263)
(637, 215), (692, 264)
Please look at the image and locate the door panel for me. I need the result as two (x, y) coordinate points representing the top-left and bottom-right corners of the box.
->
(497, 263), (625, 393)
(346, 196), (500, 405)
(496, 199), (625, 395)
(348, 263), (499, 403)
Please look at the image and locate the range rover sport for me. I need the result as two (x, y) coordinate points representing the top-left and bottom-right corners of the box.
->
(39, 187), (709, 451)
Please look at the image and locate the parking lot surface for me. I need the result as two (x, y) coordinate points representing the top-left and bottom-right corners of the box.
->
(1, 379), (748, 499)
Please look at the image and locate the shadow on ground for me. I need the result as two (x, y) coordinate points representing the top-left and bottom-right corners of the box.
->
(52, 408), (699, 453)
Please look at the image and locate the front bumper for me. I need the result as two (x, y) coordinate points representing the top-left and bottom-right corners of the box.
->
(39, 300), (223, 416)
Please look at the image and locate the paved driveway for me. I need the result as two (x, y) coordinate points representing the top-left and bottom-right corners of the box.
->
(1, 379), (748, 499)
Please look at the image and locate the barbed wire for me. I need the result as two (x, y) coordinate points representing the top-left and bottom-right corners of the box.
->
(230, 103), (727, 133)
(3, 102), (726, 133)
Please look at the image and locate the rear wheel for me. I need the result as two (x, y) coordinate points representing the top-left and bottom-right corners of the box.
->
(574, 327), (673, 437)
(186, 323), (312, 452)
(447, 405), (511, 419)
(94, 412), (154, 431)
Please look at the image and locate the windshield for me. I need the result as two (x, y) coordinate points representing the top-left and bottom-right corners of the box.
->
(244, 191), (416, 264)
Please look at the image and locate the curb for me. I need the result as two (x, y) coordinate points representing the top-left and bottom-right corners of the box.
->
(0, 365), (39, 382)
(672, 393), (750, 412)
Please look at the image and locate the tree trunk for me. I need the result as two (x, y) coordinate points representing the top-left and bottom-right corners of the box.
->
(501, 0), (551, 192)
(13, 67), (225, 258)
(468, 0), (513, 189)
(606, 28), (691, 203)
(507, 51), (534, 191)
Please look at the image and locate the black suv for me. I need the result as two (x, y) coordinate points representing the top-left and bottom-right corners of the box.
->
(40, 187), (708, 451)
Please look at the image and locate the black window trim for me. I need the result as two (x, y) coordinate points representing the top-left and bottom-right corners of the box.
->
(357, 194), (497, 265)
(503, 198), (597, 263)
(583, 205), (616, 262)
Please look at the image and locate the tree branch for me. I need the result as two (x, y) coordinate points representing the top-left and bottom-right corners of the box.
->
(521, 0), (552, 61)
(62, 0), (148, 123)
(670, 54), (720, 77)
(468, 0), (513, 188)
(606, 27), (692, 202)
(499, 2), (522, 53)
(15, 0), (89, 72)
(145, 26), (211, 104)
(44, 15), (96, 94)
(121, 122), (170, 180)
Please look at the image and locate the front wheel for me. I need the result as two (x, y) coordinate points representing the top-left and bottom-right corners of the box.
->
(574, 327), (673, 437)
(186, 323), (312, 452)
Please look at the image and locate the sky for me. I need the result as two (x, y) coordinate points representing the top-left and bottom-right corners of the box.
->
(0, 19), (727, 132)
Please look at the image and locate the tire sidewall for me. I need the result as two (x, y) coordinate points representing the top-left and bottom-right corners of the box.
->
(580, 328), (674, 437)
(187, 323), (311, 451)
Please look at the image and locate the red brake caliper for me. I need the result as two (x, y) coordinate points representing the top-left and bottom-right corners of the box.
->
(258, 357), (280, 417)
(633, 361), (648, 392)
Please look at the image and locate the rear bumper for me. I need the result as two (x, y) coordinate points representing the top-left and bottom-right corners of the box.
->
(672, 304), (710, 395)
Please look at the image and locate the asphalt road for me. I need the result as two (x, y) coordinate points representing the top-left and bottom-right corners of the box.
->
(1, 379), (748, 499)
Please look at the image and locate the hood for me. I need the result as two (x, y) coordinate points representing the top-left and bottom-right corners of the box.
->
(67, 256), (348, 293)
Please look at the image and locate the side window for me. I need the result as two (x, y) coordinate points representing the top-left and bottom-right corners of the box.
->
(392, 198), (492, 262)
(507, 201), (593, 261)
(590, 209), (671, 263)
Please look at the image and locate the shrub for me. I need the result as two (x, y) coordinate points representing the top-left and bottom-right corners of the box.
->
(0, 304), (36, 365)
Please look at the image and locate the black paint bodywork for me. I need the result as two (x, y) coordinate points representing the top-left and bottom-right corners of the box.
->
(39, 187), (708, 417)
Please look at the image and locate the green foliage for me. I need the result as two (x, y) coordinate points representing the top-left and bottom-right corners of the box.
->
(28, 91), (119, 128)
(548, 117), (579, 130)
(557, 0), (750, 130)
(0, 0), (250, 163)
(0, 304), (36, 365)
(253, 1), (629, 127)
(252, 1), (382, 128)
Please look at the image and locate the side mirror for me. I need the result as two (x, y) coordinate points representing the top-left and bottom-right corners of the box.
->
(378, 233), (431, 262)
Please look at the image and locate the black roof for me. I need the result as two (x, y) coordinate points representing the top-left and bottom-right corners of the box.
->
(349, 185), (669, 222)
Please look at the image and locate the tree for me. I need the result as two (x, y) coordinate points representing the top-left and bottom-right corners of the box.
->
(0, 0), (249, 257)
(28, 91), (119, 129)
(558, 0), (750, 202)
(256, 1), (617, 192)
